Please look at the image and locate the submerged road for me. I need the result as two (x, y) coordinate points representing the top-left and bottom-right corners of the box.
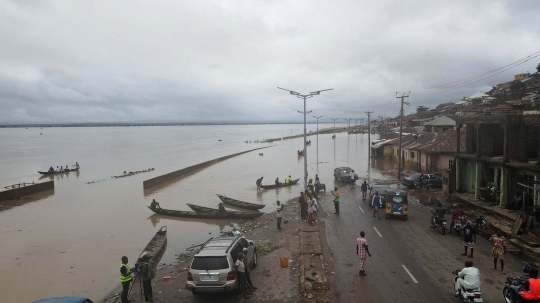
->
(322, 184), (527, 303)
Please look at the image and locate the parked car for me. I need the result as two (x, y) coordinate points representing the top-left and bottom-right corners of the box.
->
(186, 236), (257, 295)
(33, 297), (93, 303)
(333, 167), (358, 182)
(369, 185), (391, 207)
(401, 173), (442, 189)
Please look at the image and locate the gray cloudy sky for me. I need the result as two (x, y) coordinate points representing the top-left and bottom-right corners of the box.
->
(1, 0), (539, 124)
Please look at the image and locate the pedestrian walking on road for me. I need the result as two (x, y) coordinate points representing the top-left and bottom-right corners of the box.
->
(357, 231), (372, 276)
(489, 232), (507, 274)
(299, 192), (306, 220)
(461, 221), (476, 258)
(331, 187), (340, 214)
(372, 191), (381, 220)
(349, 170), (356, 189)
(119, 256), (136, 303)
(361, 181), (369, 200)
(276, 200), (284, 231)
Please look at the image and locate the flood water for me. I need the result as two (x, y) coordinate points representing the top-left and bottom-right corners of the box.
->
(0, 124), (391, 302)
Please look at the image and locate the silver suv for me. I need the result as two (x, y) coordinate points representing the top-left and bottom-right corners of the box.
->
(186, 236), (257, 295)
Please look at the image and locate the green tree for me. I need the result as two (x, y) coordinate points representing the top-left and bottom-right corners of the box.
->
(416, 105), (429, 112)
(537, 62), (540, 73)
(510, 81), (526, 96)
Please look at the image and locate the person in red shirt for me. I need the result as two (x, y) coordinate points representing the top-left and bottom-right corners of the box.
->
(449, 204), (465, 233)
(518, 268), (540, 302)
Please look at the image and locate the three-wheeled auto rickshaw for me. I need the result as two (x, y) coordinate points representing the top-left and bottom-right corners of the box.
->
(385, 190), (408, 220)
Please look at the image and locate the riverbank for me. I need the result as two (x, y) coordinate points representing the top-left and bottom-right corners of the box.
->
(103, 196), (337, 303)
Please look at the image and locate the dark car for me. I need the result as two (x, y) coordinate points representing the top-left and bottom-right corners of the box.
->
(369, 185), (391, 207)
(401, 173), (442, 189)
(333, 167), (358, 182)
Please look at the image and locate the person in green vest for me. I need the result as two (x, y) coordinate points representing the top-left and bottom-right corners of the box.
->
(331, 187), (340, 214)
(120, 256), (137, 303)
(285, 175), (291, 184)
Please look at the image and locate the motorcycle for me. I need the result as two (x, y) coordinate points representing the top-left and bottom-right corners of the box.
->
(472, 212), (488, 230)
(503, 263), (537, 303)
(431, 210), (447, 235)
(315, 182), (326, 193)
(452, 215), (464, 236)
(453, 269), (483, 302)
(414, 181), (432, 190)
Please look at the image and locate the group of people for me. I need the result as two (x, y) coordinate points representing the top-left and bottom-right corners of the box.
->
(298, 190), (319, 225)
(274, 175), (293, 185)
(47, 162), (79, 173)
(235, 252), (257, 299)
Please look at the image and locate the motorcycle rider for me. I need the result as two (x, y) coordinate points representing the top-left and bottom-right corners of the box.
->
(450, 204), (465, 233)
(432, 202), (446, 226)
(453, 261), (481, 297)
(508, 267), (540, 303)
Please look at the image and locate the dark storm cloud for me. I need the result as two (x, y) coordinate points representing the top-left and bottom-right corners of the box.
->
(0, 0), (539, 124)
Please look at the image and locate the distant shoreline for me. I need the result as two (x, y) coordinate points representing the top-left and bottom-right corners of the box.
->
(0, 122), (347, 128)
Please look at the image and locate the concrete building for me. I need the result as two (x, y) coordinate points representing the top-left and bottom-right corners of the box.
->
(515, 73), (531, 81)
(454, 115), (540, 208)
(424, 116), (456, 133)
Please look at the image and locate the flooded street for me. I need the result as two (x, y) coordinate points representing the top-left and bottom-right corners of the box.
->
(0, 125), (389, 302)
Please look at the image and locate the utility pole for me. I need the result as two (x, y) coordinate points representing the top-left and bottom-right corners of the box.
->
(331, 118), (338, 134)
(313, 115), (324, 161)
(365, 112), (373, 158)
(344, 119), (352, 133)
(278, 87), (333, 189)
(396, 92), (410, 181)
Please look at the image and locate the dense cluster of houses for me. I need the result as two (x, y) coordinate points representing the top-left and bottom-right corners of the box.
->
(372, 71), (540, 209)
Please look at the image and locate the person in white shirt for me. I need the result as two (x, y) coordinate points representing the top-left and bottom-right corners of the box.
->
(311, 196), (318, 222)
(453, 261), (481, 296)
(235, 253), (251, 299)
(276, 200), (284, 231)
(349, 170), (356, 189)
(75, 162), (79, 169)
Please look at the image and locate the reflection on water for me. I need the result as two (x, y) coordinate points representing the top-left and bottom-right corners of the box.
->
(0, 189), (55, 212)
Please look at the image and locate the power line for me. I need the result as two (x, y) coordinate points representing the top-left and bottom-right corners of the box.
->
(409, 50), (540, 96)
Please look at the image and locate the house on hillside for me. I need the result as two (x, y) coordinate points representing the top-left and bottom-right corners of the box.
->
(515, 73), (531, 81)
(424, 116), (456, 132)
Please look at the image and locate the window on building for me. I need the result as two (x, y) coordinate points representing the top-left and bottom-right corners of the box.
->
(410, 152), (415, 159)
(449, 160), (454, 170)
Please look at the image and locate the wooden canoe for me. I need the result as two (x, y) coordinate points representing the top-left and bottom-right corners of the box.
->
(136, 226), (167, 265)
(38, 168), (79, 175)
(216, 194), (265, 210)
(260, 178), (300, 189)
(147, 206), (263, 219)
(186, 203), (264, 219)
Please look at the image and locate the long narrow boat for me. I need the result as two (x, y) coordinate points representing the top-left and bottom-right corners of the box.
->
(260, 178), (300, 189)
(216, 194), (265, 210)
(147, 206), (263, 219)
(38, 168), (79, 175)
(186, 203), (264, 218)
(136, 226), (167, 265)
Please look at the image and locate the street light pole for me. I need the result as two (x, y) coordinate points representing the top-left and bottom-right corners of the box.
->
(313, 115), (324, 161)
(331, 118), (338, 134)
(278, 87), (333, 189)
(345, 119), (352, 133)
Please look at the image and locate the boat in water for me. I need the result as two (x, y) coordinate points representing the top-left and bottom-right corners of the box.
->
(186, 203), (264, 218)
(135, 226), (167, 265)
(216, 194), (265, 210)
(260, 178), (300, 189)
(38, 168), (79, 175)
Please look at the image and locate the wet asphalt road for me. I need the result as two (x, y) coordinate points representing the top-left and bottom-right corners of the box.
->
(321, 184), (528, 303)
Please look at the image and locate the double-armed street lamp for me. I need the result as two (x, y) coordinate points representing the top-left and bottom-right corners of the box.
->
(331, 118), (339, 134)
(278, 87), (333, 189)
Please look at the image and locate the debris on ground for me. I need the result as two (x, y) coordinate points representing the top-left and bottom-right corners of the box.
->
(256, 243), (280, 255)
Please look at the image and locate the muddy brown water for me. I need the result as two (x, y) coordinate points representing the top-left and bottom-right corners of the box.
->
(0, 125), (393, 302)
